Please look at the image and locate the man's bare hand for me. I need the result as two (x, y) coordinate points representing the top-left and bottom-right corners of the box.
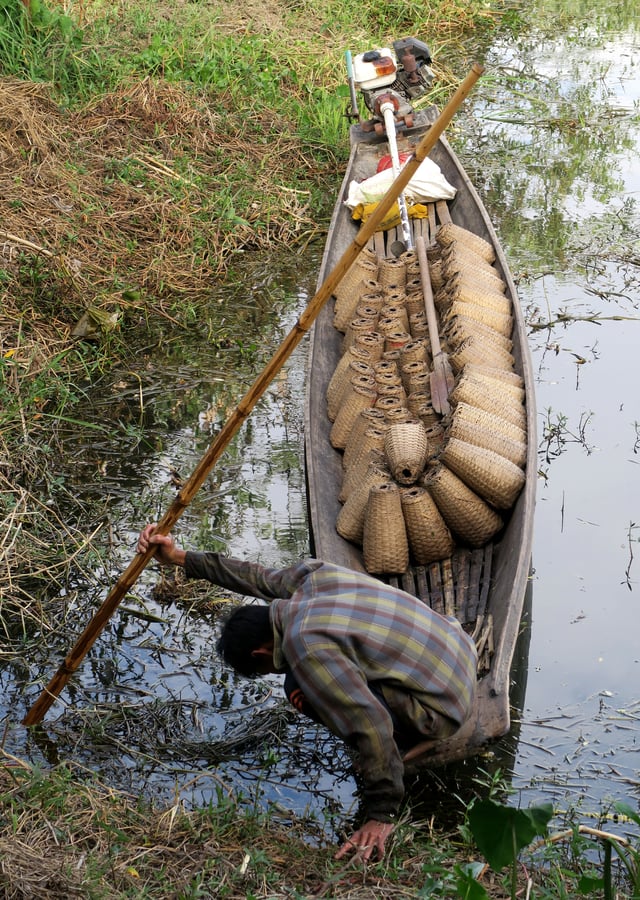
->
(334, 819), (395, 862)
(136, 524), (186, 568)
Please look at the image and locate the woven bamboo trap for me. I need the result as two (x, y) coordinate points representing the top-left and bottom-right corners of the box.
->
(363, 482), (409, 574)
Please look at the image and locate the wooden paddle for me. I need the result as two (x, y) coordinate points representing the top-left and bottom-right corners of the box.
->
(416, 230), (454, 415)
(22, 62), (484, 727)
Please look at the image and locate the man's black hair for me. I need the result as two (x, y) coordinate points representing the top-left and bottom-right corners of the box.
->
(216, 604), (272, 678)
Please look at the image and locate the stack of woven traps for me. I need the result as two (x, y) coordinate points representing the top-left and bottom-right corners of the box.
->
(326, 223), (527, 575)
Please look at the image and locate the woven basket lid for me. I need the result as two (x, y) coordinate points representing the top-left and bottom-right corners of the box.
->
(340, 427), (389, 502)
(401, 486), (454, 564)
(356, 304), (382, 323)
(460, 368), (525, 404)
(385, 422), (429, 485)
(436, 224), (496, 263)
(363, 482), (409, 574)
(446, 265), (506, 295)
(407, 370), (432, 396)
(330, 382), (377, 449)
(448, 336), (516, 374)
(450, 374), (526, 430)
(441, 244), (499, 279)
(441, 438), (526, 510)
(376, 384), (407, 405)
(326, 346), (372, 421)
(445, 315), (513, 352)
(446, 301), (513, 338)
(463, 362), (523, 387)
(384, 331), (412, 353)
(453, 401), (527, 445)
(449, 416), (527, 468)
(424, 463), (503, 547)
(343, 407), (387, 469)
(448, 284), (512, 317)
(399, 249), (417, 267)
(337, 464), (390, 544)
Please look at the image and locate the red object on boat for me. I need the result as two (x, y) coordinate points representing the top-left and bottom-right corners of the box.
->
(376, 151), (412, 173)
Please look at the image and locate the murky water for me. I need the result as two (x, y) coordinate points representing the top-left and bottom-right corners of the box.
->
(5, 0), (639, 842)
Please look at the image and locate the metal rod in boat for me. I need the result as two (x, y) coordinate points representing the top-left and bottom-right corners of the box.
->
(380, 101), (413, 252)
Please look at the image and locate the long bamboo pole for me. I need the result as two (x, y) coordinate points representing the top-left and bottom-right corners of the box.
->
(23, 63), (484, 727)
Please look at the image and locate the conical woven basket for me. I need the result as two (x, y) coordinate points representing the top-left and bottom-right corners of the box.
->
(453, 401), (527, 445)
(326, 346), (372, 421)
(328, 358), (374, 421)
(376, 383), (407, 406)
(407, 371), (432, 395)
(354, 331), (386, 361)
(385, 331), (412, 353)
(384, 407), (414, 426)
(449, 415), (527, 468)
(400, 360), (429, 392)
(404, 280), (424, 301)
(429, 258), (446, 292)
(355, 304), (382, 325)
(384, 422), (429, 485)
(380, 303), (409, 331)
(448, 336), (516, 374)
(340, 426), (389, 502)
(408, 311), (429, 340)
(401, 486), (454, 564)
(363, 482), (409, 574)
(441, 438), (526, 509)
(334, 255), (378, 303)
(374, 358), (400, 378)
(375, 370), (404, 389)
(378, 256), (407, 287)
(343, 407), (387, 470)
(342, 316), (378, 352)
(436, 223), (496, 263)
(399, 249), (417, 269)
(333, 269), (380, 332)
(378, 315), (406, 337)
(424, 463), (503, 546)
(337, 463), (390, 544)
(424, 422), (446, 454)
(375, 396), (406, 415)
(407, 390), (431, 415)
(401, 339), (430, 366)
(450, 373), (526, 429)
(330, 382), (377, 449)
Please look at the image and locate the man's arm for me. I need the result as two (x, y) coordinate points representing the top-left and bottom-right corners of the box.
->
(137, 524), (315, 601)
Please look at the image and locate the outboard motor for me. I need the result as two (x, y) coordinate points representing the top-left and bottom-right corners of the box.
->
(351, 37), (434, 132)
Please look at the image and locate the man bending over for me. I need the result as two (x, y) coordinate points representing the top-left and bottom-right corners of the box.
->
(137, 524), (477, 861)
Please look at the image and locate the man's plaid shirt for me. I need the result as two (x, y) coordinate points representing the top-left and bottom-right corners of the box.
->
(185, 552), (477, 822)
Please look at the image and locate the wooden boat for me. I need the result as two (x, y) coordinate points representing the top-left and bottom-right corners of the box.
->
(304, 105), (537, 768)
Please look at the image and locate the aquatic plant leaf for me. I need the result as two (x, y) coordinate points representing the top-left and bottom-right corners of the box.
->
(454, 862), (489, 899)
(468, 798), (553, 872)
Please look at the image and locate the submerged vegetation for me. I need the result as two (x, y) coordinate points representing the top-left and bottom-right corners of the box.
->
(1, 0), (639, 895)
